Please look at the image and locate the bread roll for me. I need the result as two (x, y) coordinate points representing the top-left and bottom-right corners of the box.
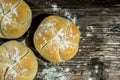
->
(0, 0), (32, 38)
(0, 40), (38, 80)
(34, 15), (80, 62)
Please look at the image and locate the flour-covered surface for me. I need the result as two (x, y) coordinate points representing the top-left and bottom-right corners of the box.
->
(23, 0), (120, 80)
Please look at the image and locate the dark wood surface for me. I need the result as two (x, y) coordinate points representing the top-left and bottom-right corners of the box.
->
(23, 0), (120, 80)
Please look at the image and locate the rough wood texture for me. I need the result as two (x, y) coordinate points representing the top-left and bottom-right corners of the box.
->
(23, 0), (120, 80)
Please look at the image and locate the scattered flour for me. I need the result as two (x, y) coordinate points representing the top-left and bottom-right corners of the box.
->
(76, 65), (80, 68)
(64, 10), (72, 19)
(41, 67), (70, 80)
(51, 4), (61, 12)
(64, 68), (70, 72)
(64, 10), (77, 24)
(88, 77), (95, 80)
(86, 33), (93, 37)
(51, 4), (78, 25)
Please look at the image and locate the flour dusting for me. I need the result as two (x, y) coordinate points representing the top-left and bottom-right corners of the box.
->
(11, 7), (18, 16)
(5, 46), (25, 79)
(64, 10), (72, 19)
(35, 22), (56, 42)
(64, 10), (77, 24)
(40, 22), (56, 28)
(2, 16), (12, 31)
(51, 4), (60, 12)
(0, 1), (18, 32)
(5, 46), (21, 79)
(1, 2), (12, 11)
(51, 28), (72, 50)
(41, 67), (70, 80)
(51, 4), (78, 24)
(12, 47), (20, 63)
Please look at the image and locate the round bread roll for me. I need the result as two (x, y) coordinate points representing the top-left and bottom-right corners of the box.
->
(0, 0), (32, 38)
(34, 15), (80, 63)
(0, 40), (38, 80)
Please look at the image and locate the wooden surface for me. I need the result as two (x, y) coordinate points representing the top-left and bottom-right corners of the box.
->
(23, 0), (120, 80)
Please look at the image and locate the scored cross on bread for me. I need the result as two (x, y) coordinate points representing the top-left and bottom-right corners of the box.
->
(0, 41), (38, 80)
(34, 15), (80, 62)
(0, 0), (31, 38)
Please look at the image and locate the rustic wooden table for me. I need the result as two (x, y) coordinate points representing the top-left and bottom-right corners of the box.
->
(23, 0), (120, 80)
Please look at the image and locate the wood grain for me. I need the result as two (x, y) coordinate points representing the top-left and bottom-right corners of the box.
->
(24, 0), (120, 80)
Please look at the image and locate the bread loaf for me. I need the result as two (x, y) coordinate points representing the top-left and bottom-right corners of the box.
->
(0, 40), (38, 80)
(0, 0), (32, 38)
(34, 15), (80, 62)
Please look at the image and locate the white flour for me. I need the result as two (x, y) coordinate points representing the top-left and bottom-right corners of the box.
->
(51, 4), (58, 12)
(51, 4), (78, 26)
(41, 67), (70, 80)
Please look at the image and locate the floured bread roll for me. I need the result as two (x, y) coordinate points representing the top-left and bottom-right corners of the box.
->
(34, 15), (80, 62)
(0, 41), (38, 80)
(0, 0), (32, 38)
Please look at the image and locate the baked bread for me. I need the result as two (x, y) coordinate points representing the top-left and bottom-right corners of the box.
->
(0, 40), (38, 80)
(0, 0), (32, 38)
(34, 15), (80, 62)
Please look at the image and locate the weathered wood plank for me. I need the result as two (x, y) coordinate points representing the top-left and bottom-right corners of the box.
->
(23, 0), (120, 80)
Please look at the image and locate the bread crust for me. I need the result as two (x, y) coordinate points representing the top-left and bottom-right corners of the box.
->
(0, 0), (32, 38)
(0, 40), (38, 80)
(34, 15), (80, 62)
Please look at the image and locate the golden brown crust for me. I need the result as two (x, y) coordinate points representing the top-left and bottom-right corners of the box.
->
(59, 44), (79, 61)
(3, 40), (28, 58)
(41, 41), (62, 62)
(34, 26), (55, 53)
(66, 21), (80, 44)
(0, 40), (38, 80)
(0, 0), (32, 38)
(34, 15), (80, 63)
(0, 63), (8, 80)
(5, 68), (33, 80)
(14, 49), (38, 78)
(0, 46), (10, 64)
